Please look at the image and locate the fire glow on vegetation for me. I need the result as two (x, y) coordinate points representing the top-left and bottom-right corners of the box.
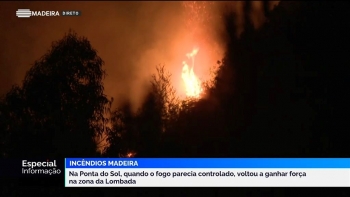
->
(182, 47), (202, 97)
(94, 1), (284, 155)
(126, 151), (136, 158)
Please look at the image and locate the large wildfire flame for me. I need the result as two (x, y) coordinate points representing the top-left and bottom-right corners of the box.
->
(182, 47), (202, 97)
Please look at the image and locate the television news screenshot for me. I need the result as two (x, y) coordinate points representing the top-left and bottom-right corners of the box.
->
(1, 1), (350, 195)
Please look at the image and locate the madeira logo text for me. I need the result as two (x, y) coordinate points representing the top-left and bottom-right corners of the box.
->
(16, 9), (60, 18)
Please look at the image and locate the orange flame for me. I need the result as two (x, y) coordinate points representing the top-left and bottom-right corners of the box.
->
(182, 48), (202, 97)
(126, 151), (136, 158)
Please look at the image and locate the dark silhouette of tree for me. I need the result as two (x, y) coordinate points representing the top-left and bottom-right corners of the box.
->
(0, 85), (28, 157)
(262, 1), (271, 18)
(103, 101), (136, 157)
(0, 30), (110, 158)
(206, 1), (350, 159)
(104, 65), (182, 157)
(150, 65), (180, 132)
(136, 65), (181, 157)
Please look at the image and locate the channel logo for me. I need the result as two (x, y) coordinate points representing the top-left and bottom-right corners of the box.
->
(16, 9), (60, 18)
(16, 9), (31, 18)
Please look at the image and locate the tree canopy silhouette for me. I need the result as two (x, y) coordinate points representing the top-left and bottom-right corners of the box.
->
(0, 30), (110, 158)
(104, 65), (182, 157)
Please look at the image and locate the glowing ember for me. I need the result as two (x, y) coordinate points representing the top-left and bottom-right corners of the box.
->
(126, 151), (136, 158)
(182, 47), (202, 97)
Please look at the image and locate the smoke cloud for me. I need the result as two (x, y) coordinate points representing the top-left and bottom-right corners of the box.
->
(0, 1), (279, 111)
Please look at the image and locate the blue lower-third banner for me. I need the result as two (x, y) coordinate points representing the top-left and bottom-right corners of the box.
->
(64, 158), (350, 187)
